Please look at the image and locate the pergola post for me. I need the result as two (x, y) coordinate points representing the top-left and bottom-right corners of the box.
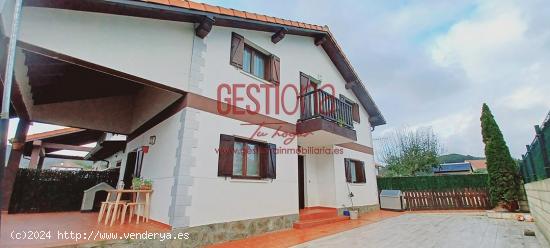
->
(1, 119), (29, 210)
(29, 140), (44, 169)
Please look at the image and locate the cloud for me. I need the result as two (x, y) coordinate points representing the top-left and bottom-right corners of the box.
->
(499, 86), (549, 110)
(423, 0), (550, 157)
(430, 1), (527, 82)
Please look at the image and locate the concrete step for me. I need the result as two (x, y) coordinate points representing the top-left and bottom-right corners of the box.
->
(299, 208), (338, 221)
(293, 216), (349, 229)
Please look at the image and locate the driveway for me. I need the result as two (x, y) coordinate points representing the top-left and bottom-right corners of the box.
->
(292, 213), (546, 248)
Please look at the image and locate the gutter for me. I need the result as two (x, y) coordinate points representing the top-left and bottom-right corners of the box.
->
(106, 0), (326, 35)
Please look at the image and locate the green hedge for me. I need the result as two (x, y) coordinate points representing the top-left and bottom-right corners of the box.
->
(9, 168), (119, 213)
(377, 174), (489, 191)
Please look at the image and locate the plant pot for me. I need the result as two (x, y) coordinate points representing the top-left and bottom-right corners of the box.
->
(140, 185), (152, 190)
(349, 210), (359, 220)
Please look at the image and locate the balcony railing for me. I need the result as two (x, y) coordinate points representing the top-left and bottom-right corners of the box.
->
(298, 89), (354, 129)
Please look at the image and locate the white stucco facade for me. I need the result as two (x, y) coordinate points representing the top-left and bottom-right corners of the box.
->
(10, 7), (382, 229)
(18, 7), (194, 92)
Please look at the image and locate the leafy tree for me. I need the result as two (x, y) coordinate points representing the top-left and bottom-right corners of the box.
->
(480, 103), (519, 207)
(379, 127), (442, 177)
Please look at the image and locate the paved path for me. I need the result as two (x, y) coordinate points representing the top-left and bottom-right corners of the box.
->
(292, 213), (546, 248)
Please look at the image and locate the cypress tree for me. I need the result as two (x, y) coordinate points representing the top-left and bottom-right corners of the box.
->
(480, 103), (519, 207)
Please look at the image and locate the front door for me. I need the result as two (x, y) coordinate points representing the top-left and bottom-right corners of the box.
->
(298, 155), (305, 209)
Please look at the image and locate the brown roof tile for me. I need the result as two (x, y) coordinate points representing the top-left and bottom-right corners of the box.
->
(147, 0), (170, 4)
(466, 160), (487, 171)
(203, 4), (220, 14)
(274, 17), (286, 25)
(232, 9), (247, 18)
(139, 0), (325, 32)
(265, 16), (276, 23)
(167, 0), (189, 8)
(256, 14), (268, 22)
(218, 6), (234, 16)
(187, 1), (205, 11)
(244, 11), (258, 20)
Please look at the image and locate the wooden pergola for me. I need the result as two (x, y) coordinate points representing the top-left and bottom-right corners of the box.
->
(22, 128), (104, 169)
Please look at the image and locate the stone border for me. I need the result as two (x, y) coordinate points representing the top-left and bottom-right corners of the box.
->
(337, 204), (380, 216)
(72, 213), (298, 248)
(178, 213), (298, 247)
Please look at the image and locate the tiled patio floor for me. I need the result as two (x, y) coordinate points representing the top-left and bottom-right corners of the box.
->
(1, 211), (170, 248)
(293, 213), (545, 248)
(208, 210), (405, 248)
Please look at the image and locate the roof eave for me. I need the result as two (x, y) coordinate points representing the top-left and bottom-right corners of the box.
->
(323, 30), (386, 127)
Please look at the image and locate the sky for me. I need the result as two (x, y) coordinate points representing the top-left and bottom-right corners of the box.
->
(8, 0), (550, 159)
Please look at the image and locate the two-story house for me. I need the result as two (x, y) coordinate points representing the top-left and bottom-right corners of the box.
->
(1, 0), (385, 245)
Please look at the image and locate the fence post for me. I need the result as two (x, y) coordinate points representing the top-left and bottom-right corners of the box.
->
(521, 154), (530, 183)
(526, 145), (538, 181)
(535, 125), (550, 178)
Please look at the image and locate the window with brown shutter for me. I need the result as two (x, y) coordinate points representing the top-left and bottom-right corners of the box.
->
(344, 158), (352, 183)
(230, 32), (244, 68)
(352, 103), (360, 123)
(230, 33), (280, 84)
(340, 95), (360, 123)
(268, 55), (280, 85)
(217, 134), (276, 180)
(355, 161), (366, 183)
(344, 158), (366, 183)
(218, 134), (235, 177)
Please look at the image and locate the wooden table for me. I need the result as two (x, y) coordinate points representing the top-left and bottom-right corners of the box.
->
(105, 189), (153, 226)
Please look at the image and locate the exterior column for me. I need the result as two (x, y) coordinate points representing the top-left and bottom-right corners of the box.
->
(28, 140), (43, 169)
(37, 155), (45, 170)
(526, 145), (538, 181)
(1, 119), (29, 210)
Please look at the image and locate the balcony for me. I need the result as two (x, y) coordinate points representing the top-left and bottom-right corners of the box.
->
(297, 89), (357, 146)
